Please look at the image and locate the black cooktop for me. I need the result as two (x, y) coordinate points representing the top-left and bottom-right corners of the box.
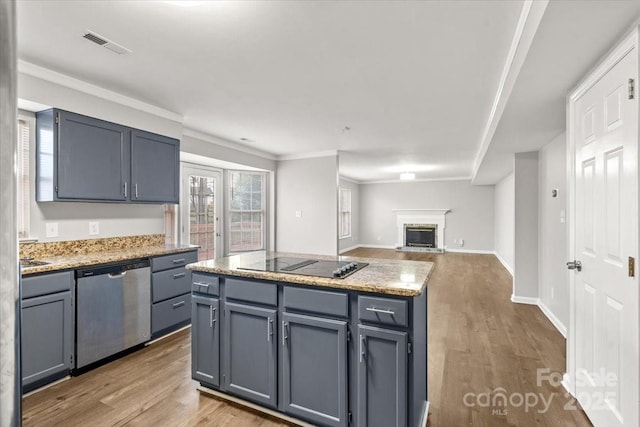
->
(238, 257), (368, 279)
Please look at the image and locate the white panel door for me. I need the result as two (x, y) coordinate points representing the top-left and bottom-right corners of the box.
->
(573, 49), (638, 427)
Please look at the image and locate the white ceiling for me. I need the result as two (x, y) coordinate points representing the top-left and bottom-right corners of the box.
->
(17, 1), (640, 184)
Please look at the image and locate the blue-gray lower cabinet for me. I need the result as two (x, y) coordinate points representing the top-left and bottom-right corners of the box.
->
(191, 295), (220, 387)
(224, 302), (278, 408)
(357, 325), (408, 427)
(21, 289), (73, 392)
(282, 312), (348, 427)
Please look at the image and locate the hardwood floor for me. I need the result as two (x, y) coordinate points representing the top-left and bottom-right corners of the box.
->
(22, 249), (592, 426)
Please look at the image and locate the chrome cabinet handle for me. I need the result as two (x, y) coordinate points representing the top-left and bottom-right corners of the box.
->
(172, 301), (186, 309)
(172, 259), (186, 264)
(173, 272), (186, 279)
(209, 306), (217, 328)
(282, 321), (289, 345)
(360, 335), (366, 363)
(134, 183), (138, 198)
(267, 319), (273, 342)
(193, 281), (210, 289)
(366, 307), (395, 315)
(123, 182), (128, 198)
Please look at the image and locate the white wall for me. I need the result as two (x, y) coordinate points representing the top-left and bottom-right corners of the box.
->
(513, 152), (539, 300)
(494, 173), (515, 273)
(276, 155), (338, 255)
(359, 180), (495, 252)
(338, 178), (360, 253)
(538, 133), (568, 331)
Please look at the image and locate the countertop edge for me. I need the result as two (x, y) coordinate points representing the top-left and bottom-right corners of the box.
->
(21, 246), (199, 276)
(186, 264), (429, 297)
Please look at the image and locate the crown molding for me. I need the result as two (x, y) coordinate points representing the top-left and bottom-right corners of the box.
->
(339, 175), (362, 185)
(362, 176), (471, 185)
(182, 127), (277, 160)
(278, 150), (339, 161)
(18, 60), (183, 123)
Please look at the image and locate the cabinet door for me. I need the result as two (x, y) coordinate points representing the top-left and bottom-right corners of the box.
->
(21, 291), (72, 388)
(282, 313), (348, 427)
(224, 302), (277, 408)
(191, 295), (220, 387)
(357, 325), (408, 427)
(130, 129), (179, 203)
(56, 110), (128, 201)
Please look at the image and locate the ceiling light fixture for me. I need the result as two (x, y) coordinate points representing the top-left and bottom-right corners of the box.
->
(399, 172), (415, 181)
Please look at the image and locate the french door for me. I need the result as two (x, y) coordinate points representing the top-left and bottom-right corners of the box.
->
(181, 164), (223, 261)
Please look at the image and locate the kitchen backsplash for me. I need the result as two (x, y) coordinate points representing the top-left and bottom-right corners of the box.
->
(20, 234), (165, 259)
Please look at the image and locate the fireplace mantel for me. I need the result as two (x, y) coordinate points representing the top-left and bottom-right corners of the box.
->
(395, 209), (450, 250)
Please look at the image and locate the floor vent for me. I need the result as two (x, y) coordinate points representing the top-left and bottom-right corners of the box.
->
(82, 30), (132, 55)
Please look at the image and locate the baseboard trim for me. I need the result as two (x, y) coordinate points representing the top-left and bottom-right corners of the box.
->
(493, 252), (514, 275)
(339, 245), (360, 254)
(510, 294), (538, 305)
(538, 300), (567, 338)
(357, 244), (397, 249)
(444, 247), (495, 254)
(420, 401), (430, 426)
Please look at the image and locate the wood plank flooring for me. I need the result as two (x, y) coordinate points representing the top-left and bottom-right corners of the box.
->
(22, 249), (592, 426)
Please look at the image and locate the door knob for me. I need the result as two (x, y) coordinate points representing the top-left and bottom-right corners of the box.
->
(567, 260), (582, 272)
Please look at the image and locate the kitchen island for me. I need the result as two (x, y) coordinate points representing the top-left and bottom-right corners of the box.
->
(187, 251), (432, 427)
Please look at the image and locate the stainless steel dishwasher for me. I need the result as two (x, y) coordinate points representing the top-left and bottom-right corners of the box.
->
(75, 259), (151, 369)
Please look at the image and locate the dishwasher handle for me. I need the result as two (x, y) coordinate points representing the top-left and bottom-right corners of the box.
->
(107, 271), (127, 279)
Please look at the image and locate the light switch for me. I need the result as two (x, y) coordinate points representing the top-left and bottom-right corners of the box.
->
(89, 221), (100, 235)
(45, 222), (59, 238)
(295, 210), (302, 218)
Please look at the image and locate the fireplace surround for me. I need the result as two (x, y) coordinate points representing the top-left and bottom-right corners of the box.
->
(394, 209), (450, 252)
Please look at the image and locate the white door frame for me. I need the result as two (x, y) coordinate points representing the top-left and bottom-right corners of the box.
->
(566, 24), (639, 410)
(180, 162), (224, 259)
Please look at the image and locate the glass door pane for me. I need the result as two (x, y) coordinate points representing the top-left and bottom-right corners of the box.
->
(182, 165), (222, 261)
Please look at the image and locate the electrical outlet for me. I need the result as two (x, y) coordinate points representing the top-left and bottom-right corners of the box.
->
(45, 222), (59, 238)
(89, 221), (100, 236)
(295, 210), (302, 218)
(459, 239), (464, 247)
(376, 236), (381, 241)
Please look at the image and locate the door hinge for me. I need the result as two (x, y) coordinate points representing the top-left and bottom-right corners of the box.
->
(629, 78), (635, 99)
(348, 411), (352, 424)
(55, 113), (60, 124)
(70, 354), (73, 365)
(55, 186), (59, 194)
(346, 330), (351, 342)
(408, 342), (412, 354)
(629, 256), (635, 277)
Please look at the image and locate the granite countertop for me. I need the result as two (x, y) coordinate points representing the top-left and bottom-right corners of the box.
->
(21, 244), (198, 276)
(186, 251), (433, 297)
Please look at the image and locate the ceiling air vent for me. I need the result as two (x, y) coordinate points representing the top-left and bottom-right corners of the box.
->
(82, 30), (132, 55)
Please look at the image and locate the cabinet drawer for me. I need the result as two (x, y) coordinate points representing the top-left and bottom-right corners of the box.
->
(22, 271), (73, 299)
(358, 296), (408, 328)
(151, 251), (198, 272)
(152, 268), (191, 303)
(284, 286), (348, 318)
(152, 293), (191, 334)
(192, 273), (220, 296)
(226, 278), (277, 306)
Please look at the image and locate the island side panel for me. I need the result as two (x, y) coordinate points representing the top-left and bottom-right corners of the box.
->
(411, 290), (428, 426)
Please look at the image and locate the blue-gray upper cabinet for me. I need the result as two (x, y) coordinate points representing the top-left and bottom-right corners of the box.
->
(357, 325), (408, 427)
(130, 130), (179, 203)
(35, 108), (180, 204)
(224, 302), (278, 409)
(191, 294), (220, 387)
(282, 312), (348, 427)
(37, 109), (129, 202)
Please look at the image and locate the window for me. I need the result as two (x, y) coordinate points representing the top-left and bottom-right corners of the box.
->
(339, 187), (351, 238)
(229, 171), (266, 252)
(17, 116), (31, 239)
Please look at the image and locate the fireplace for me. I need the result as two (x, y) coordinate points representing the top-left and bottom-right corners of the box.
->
(404, 224), (437, 248)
